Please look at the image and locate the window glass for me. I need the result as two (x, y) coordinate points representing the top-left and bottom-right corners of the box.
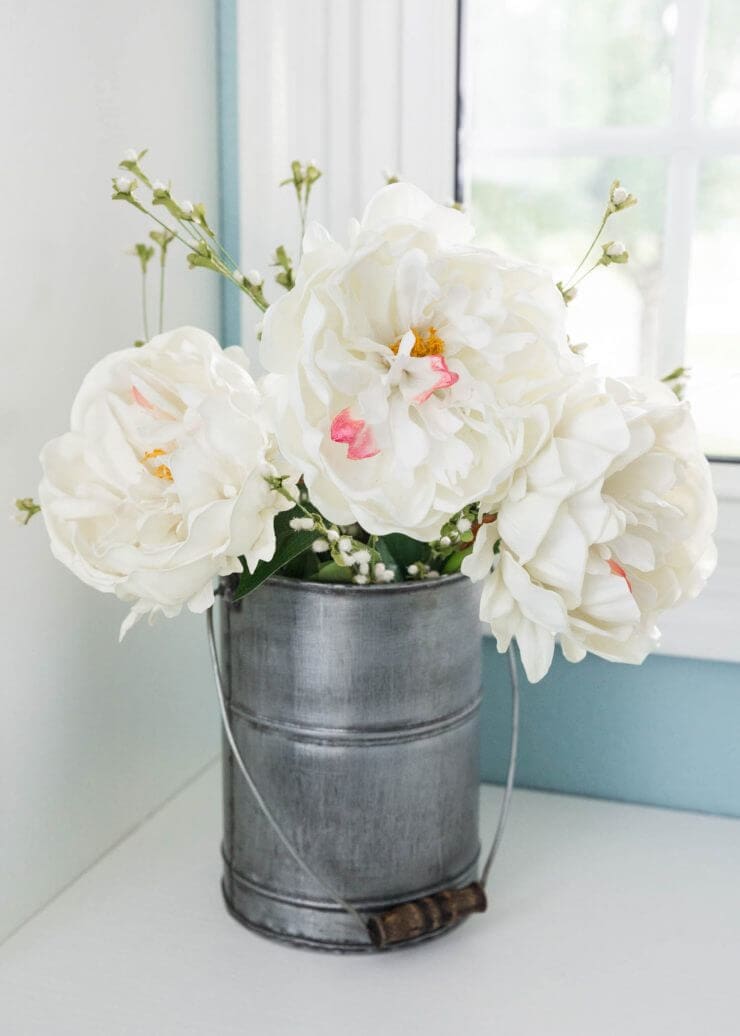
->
(467, 0), (675, 131)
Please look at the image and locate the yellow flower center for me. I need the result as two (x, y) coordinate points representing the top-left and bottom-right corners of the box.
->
(390, 326), (445, 357)
(143, 448), (173, 482)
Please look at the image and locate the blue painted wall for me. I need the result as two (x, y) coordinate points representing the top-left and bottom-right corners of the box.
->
(216, 0), (241, 346)
(216, 0), (740, 818)
(482, 640), (740, 816)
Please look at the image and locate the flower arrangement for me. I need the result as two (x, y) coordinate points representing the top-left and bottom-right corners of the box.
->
(20, 152), (717, 683)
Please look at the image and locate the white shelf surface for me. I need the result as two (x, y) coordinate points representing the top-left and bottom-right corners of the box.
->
(2, 763), (740, 1035)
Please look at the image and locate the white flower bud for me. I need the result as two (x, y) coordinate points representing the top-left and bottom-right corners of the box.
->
(114, 176), (134, 194)
(353, 574), (369, 585)
(407, 564), (419, 576)
(358, 562), (369, 575)
(123, 148), (139, 162)
(289, 516), (314, 532)
(247, 269), (263, 286)
(374, 562), (386, 577)
(152, 180), (167, 193)
(456, 517), (472, 533)
(232, 269), (245, 284)
(425, 569), (440, 579)
(605, 240), (626, 257)
(311, 538), (330, 553)
(352, 549), (371, 565)
(440, 535), (451, 547)
(338, 536), (352, 553)
(381, 570), (395, 582)
(611, 186), (629, 205)
(327, 529), (340, 543)
(180, 199), (195, 215)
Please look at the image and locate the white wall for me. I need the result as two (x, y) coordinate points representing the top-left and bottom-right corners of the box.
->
(0, 1), (220, 941)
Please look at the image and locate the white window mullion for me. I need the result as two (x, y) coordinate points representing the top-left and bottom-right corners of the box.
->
(654, 0), (708, 377)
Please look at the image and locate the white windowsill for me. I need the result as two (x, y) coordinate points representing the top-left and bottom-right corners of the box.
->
(2, 762), (739, 1035)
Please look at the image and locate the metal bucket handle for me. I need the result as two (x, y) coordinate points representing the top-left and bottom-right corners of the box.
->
(206, 596), (520, 949)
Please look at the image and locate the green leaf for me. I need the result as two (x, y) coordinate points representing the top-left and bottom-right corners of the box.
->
(442, 546), (473, 574)
(377, 533), (430, 572)
(314, 561), (353, 583)
(233, 508), (314, 600)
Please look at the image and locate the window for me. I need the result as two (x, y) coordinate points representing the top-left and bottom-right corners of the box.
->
(459, 0), (740, 460)
(232, 0), (739, 660)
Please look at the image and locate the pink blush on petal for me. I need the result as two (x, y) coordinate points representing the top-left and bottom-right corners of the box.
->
(330, 408), (379, 460)
(330, 408), (365, 445)
(608, 558), (633, 594)
(131, 385), (154, 410)
(347, 425), (380, 460)
(413, 355), (460, 405)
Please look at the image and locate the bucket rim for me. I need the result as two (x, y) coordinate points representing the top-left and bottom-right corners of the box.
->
(263, 571), (471, 595)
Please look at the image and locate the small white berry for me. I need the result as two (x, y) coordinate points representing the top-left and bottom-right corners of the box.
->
(440, 536), (452, 547)
(327, 529), (340, 543)
(353, 574), (369, 585)
(606, 240), (626, 257)
(180, 199), (195, 215)
(407, 564), (419, 576)
(456, 517), (472, 533)
(247, 269), (263, 286)
(612, 186), (629, 205)
(338, 536), (352, 553)
(289, 516), (314, 532)
(311, 538), (330, 553)
(122, 148), (139, 162)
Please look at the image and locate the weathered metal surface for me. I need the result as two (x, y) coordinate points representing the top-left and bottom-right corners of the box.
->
(220, 573), (482, 951)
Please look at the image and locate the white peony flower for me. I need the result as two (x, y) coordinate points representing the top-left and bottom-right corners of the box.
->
(463, 374), (717, 682)
(260, 182), (575, 539)
(39, 327), (294, 637)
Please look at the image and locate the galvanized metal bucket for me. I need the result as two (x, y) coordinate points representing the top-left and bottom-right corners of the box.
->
(218, 573), (482, 951)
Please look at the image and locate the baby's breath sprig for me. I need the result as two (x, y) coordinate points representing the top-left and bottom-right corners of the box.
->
(149, 228), (176, 333)
(271, 245), (295, 291)
(112, 150), (268, 314)
(128, 242), (155, 341)
(267, 477), (390, 584)
(559, 179), (638, 300)
(12, 498), (41, 526)
(427, 506), (478, 574)
(405, 561), (440, 581)
(280, 159), (322, 260)
(661, 365), (690, 400)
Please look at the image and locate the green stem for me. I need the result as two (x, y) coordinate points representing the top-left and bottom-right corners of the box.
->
(565, 211), (609, 288)
(569, 258), (603, 290)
